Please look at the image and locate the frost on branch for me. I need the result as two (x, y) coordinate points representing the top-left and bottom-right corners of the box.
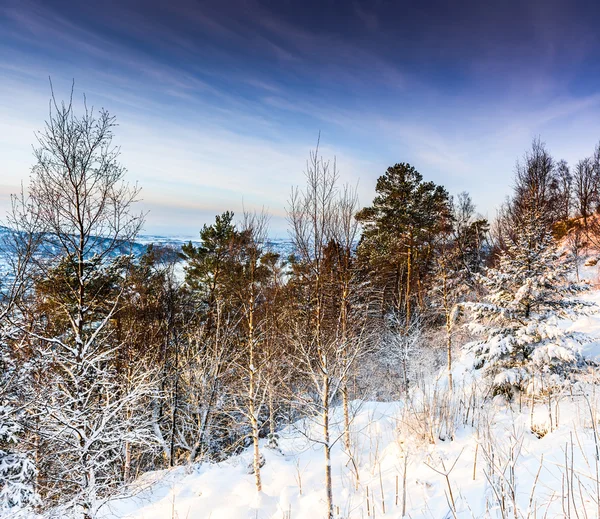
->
(0, 405), (39, 513)
(0, 332), (39, 514)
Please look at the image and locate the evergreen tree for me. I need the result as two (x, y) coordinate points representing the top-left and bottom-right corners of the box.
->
(180, 211), (241, 302)
(179, 211), (270, 466)
(356, 163), (451, 323)
(466, 206), (591, 396)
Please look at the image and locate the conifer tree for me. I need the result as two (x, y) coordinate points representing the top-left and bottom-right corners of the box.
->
(181, 211), (240, 305)
(356, 163), (451, 323)
(466, 206), (591, 396)
(179, 212), (246, 464)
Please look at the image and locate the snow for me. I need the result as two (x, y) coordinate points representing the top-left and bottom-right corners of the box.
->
(85, 260), (600, 519)
(0, 406), (39, 513)
(97, 391), (600, 518)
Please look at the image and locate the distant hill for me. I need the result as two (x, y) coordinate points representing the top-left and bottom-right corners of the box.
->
(136, 234), (295, 259)
(0, 226), (295, 270)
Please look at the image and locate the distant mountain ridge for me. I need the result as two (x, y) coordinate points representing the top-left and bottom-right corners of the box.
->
(137, 234), (295, 258)
(0, 226), (295, 264)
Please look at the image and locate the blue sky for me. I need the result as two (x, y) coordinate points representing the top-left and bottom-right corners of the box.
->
(2, 0), (600, 236)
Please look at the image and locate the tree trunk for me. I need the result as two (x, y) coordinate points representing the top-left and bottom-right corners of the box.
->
(323, 371), (333, 519)
(268, 382), (276, 445)
(342, 385), (350, 452)
(402, 344), (409, 395)
(124, 439), (132, 482)
(405, 240), (412, 329)
(169, 374), (179, 467)
(248, 279), (263, 492)
(250, 399), (262, 492)
(443, 272), (453, 391)
(446, 315), (453, 391)
(248, 339), (262, 492)
(341, 283), (351, 453)
(169, 329), (179, 468)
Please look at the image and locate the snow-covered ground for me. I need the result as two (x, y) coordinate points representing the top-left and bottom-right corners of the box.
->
(93, 262), (600, 519)
(99, 388), (600, 518)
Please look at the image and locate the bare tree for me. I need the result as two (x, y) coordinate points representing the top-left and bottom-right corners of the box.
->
(8, 85), (151, 518)
(512, 138), (557, 225)
(593, 140), (600, 186)
(288, 145), (337, 519)
(287, 144), (368, 519)
(573, 158), (597, 227)
(433, 192), (487, 390)
(231, 210), (275, 492)
(182, 302), (240, 465)
(329, 184), (360, 452)
(555, 159), (573, 221)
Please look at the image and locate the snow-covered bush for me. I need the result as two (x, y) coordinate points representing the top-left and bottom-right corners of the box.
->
(0, 405), (39, 513)
(373, 311), (450, 399)
(0, 331), (39, 514)
(465, 208), (593, 397)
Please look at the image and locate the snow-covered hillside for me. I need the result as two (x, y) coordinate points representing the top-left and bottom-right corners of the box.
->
(93, 271), (600, 519)
(99, 384), (600, 518)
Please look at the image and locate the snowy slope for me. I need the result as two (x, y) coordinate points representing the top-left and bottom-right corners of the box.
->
(99, 389), (600, 519)
(98, 272), (600, 519)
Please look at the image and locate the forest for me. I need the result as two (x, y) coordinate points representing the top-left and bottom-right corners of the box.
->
(2, 91), (600, 519)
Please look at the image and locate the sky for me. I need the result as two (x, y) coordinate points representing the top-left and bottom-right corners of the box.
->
(2, 0), (600, 237)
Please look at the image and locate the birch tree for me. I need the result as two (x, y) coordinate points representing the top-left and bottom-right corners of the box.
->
(287, 145), (368, 519)
(8, 87), (154, 518)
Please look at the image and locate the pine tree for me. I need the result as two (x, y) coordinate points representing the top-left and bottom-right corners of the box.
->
(465, 207), (591, 396)
(180, 211), (241, 306)
(179, 212), (245, 464)
(356, 163), (451, 323)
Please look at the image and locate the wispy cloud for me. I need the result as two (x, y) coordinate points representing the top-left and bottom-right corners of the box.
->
(1, 0), (600, 234)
